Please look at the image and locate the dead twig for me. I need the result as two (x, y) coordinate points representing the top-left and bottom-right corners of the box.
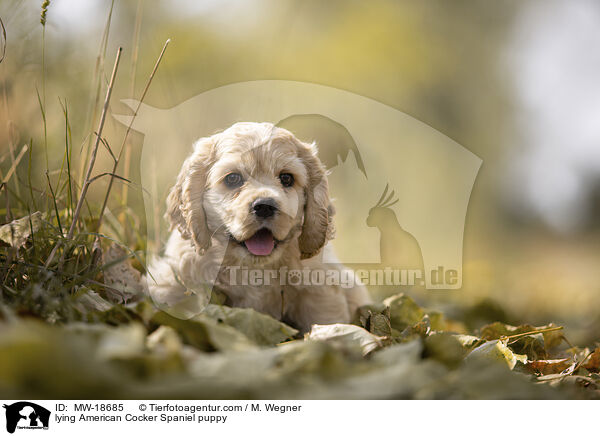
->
(0, 15), (6, 64)
(1, 144), (28, 186)
(120, 0), (144, 216)
(96, 39), (170, 232)
(499, 325), (564, 342)
(79, 0), (115, 187)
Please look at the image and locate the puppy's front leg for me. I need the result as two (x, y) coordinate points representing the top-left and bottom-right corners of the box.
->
(283, 285), (351, 333)
(145, 230), (217, 313)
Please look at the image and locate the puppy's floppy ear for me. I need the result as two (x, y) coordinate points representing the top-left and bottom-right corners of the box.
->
(297, 141), (334, 259)
(166, 137), (214, 254)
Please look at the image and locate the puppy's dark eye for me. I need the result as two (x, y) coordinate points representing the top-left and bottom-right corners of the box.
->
(224, 173), (243, 188)
(279, 173), (294, 187)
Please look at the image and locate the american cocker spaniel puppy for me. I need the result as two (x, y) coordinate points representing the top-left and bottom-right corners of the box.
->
(147, 122), (370, 332)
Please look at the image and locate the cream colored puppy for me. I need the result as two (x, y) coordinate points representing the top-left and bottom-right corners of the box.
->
(147, 122), (370, 332)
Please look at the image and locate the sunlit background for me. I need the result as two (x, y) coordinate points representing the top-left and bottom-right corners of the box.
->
(1, 0), (599, 343)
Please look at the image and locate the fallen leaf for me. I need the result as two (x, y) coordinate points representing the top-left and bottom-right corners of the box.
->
(383, 294), (425, 331)
(307, 323), (384, 355)
(95, 323), (146, 360)
(467, 339), (520, 370)
(424, 333), (468, 368)
(152, 311), (256, 352)
(147, 325), (183, 354)
(479, 322), (563, 359)
(75, 289), (114, 312)
(427, 310), (447, 331)
(583, 348), (600, 372)
(454, 334), (482, 350)
(0, 212), (42, 248)
(526, 358), (572, 375)
(102, 243), (143, 303)
(202, 304), (298, 346)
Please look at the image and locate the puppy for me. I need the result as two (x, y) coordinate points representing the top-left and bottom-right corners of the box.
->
(147, 122), (371, 332)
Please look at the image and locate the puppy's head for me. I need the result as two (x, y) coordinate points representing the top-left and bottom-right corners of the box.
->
(166, 122), (333, 264)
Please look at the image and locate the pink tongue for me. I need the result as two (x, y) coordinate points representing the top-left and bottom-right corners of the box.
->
(244, 229), (275, 256)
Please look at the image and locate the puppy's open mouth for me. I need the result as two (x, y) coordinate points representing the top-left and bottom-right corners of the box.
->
(233, 228), (278, 256)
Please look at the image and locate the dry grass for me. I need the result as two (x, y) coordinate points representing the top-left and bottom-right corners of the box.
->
(0, 1), (167, 324)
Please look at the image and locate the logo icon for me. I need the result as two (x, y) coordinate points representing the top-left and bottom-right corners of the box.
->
(2, 402), (50, 434)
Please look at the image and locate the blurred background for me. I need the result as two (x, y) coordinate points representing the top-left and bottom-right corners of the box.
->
(1, 0), (599, 343)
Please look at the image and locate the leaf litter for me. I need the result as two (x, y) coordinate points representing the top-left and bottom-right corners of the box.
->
(0, 215), (598, 399)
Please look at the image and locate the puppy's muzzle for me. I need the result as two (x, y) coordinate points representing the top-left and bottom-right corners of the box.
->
(251, 197), (278, 219)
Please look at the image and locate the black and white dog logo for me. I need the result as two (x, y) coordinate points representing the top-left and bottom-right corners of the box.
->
(3, 402), (50, 433)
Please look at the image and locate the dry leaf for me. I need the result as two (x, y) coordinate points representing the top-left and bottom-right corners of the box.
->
(526, 358), (572, 375)
(0, 212), (42, 248)
(102, 243), (143, 303)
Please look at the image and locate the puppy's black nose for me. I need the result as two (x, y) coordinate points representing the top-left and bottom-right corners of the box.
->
(252, 198), (278, 218)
